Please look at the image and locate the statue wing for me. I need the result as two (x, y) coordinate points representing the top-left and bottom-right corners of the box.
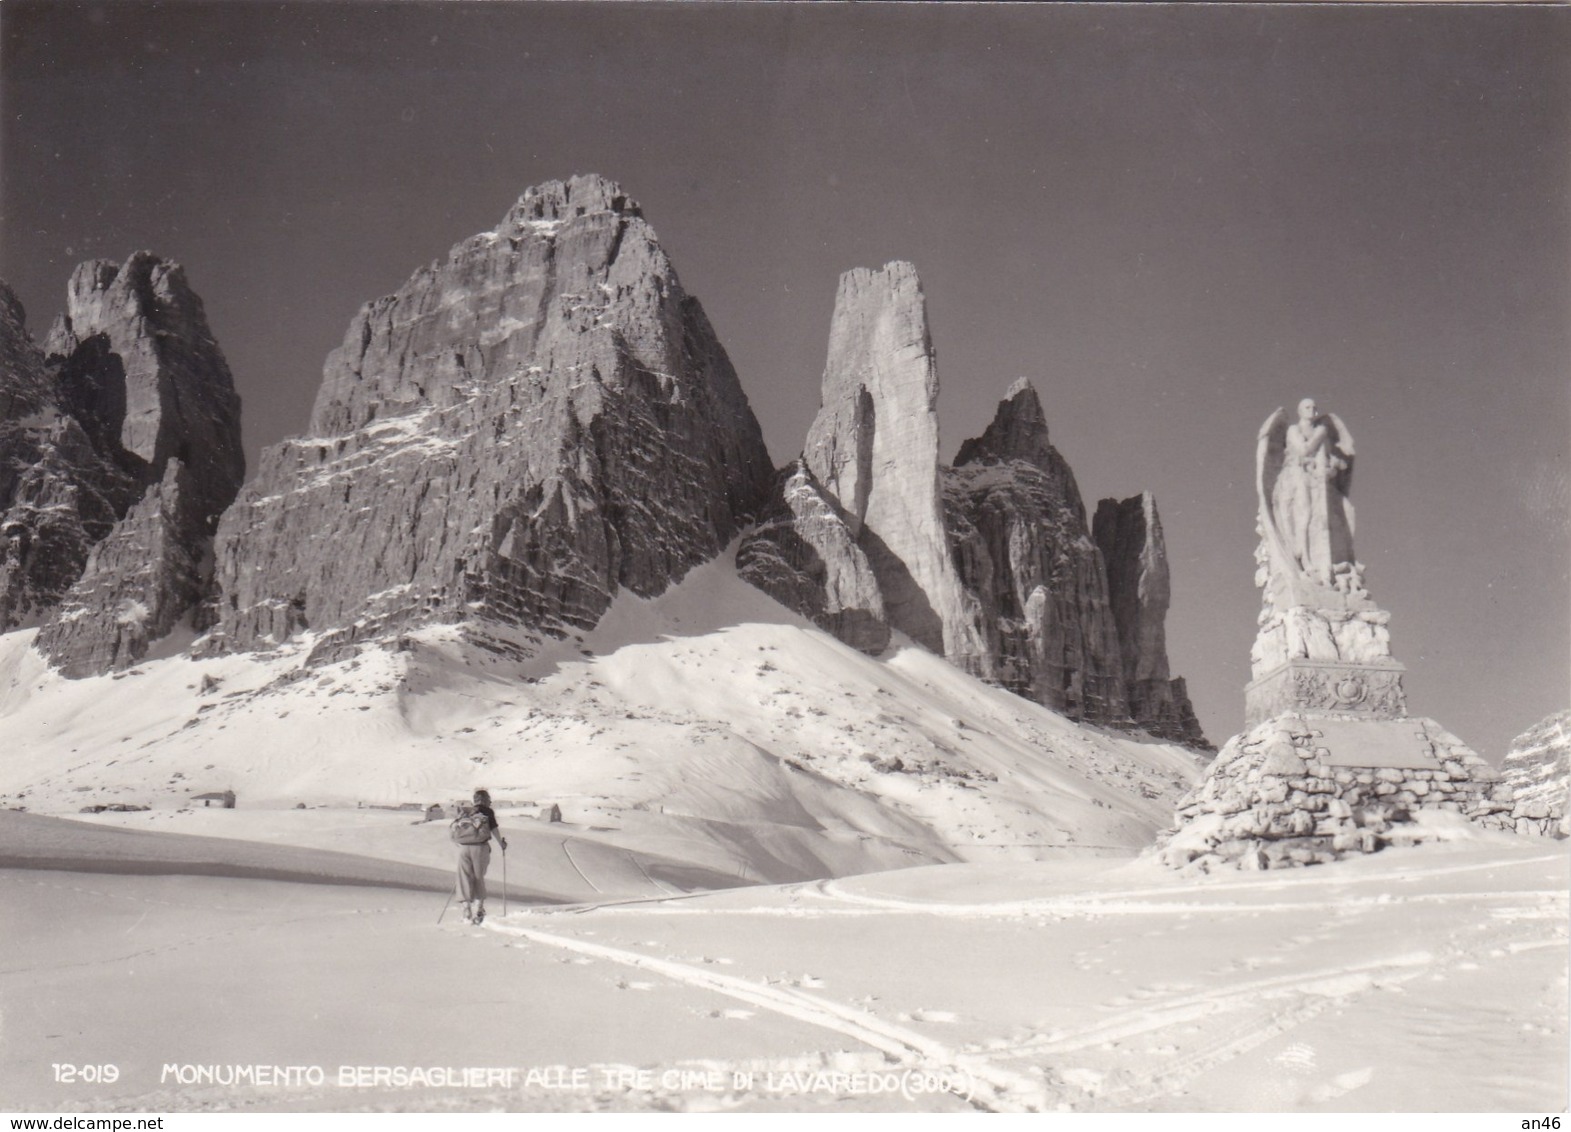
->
(1255, 407), (1288, 531)
(1255, 407), (1294, 588)
(1326, 411), (1355, 540)
(1326, 411), (1355, 500)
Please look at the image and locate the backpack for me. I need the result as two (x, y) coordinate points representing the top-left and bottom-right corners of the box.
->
(449, 806), (491, 846)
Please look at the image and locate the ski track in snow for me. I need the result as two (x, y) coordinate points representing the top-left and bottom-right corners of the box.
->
(1086, 903), (1568, 1109)
(559, 840), (605, 894)
(811, 883), (1570, 920)
(486, 921), (1050, 1112)
(533, 875), (1567, 922)
(1013, 952), (1438, 1058)
(991, 952), (1439, 1107)
(476, 852), (1567, 1112)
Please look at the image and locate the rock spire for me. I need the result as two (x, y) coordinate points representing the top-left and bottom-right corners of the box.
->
(741, 270), (1206, 745)
(803, 262), (990, 668)
(0, 282), (137, 629)
(944, 379), (1123, 722)
(742, 262), (990, 671)
(1, 255), (244, 674)
(1093, 491), (1207, 745)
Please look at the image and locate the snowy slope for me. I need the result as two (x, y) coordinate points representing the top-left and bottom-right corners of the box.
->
(2, 560), (1564, 1115)
(0, 554), (1206, 886)
(2, 827), (1561, 1113)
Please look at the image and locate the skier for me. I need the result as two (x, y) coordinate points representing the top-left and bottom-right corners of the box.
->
(451, 788), (507, 924)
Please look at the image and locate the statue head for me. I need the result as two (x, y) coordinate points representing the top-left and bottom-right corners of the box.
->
(1297, 397), (1317, 423)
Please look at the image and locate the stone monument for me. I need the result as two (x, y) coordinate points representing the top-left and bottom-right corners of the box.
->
(1156, 400), (1515, 871)
(1246, 398), (1405, 725)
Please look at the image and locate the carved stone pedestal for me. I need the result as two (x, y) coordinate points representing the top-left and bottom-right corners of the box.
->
(1244, 658), (1407, 727)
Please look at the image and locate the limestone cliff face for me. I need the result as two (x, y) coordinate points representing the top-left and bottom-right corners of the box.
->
(799, 262), (988, 670)
(1094, 493), (1170, 692)
(0, 282), (139, 629)
(211, 174), (774, 656)
(1, 257), (240, 670)
(736, 460), (889, 652)
(38, 461), (209, 674)
(43, 255), (244, 530)
(31, 254), (244, 675)
(944, 379), (1127, 725)
(0, 285), (50, 418)
(1093, 492), (1207, 746)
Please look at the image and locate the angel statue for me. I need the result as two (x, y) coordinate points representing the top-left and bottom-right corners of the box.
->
(1256, 398), (1365, 608)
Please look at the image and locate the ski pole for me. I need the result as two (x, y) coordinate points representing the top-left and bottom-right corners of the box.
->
(437, 891), (453, 924)
(502, 845), (508, 918)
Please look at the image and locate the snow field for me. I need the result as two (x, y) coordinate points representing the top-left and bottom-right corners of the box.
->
(3, 838), (1558, 1113)
(0, 556), (1207, 886)
(2, 553), (1563, 1113)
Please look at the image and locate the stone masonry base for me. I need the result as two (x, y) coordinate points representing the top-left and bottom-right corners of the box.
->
(1154, 712), (1534, 874)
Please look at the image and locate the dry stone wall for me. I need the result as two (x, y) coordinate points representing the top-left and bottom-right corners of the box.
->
(1156, 713), (1513, 872)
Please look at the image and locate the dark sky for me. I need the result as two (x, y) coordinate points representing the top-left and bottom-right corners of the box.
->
(3, 2), (1567, 758)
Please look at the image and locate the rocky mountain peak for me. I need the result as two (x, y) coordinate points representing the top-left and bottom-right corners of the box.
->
(1, 278), (132, 630)
(802, 261), (931, 529)
(2, 254), (241, 670)
(944, 380), (1121, 724)
(813, 262), (934, 430)
(309, 173), (688, 439)
(799, 260), (988, 668)
(61, 258), (126, 326)
(214, 173), (774, 661)
(500, 174), (643, 230)
(953, 377), (1055, 469)
(47, 251), (244, 523)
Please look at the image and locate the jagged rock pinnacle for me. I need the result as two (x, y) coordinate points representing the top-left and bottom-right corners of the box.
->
(0, 256), (242, 672)
(954, 378), (1056, 469)
(799, 261), (988, 669)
